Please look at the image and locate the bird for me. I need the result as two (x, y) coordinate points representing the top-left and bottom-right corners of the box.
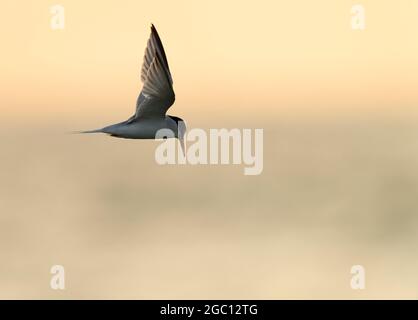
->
(80, 24), (186, 152)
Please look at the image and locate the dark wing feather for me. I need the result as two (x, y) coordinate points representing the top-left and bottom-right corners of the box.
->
(134, 25), (175, 119)
(140, 24), (173, 85)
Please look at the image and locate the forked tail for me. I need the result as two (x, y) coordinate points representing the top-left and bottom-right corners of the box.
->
(72, 128), (104, 134)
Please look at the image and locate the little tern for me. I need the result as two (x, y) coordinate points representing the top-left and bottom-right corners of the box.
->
(81, 24), (186, 151)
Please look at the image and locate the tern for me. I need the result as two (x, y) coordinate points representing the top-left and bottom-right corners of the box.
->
(80, 24), (186, 151)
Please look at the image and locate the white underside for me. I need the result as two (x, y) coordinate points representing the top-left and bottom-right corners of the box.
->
(101, 116), (178, 139)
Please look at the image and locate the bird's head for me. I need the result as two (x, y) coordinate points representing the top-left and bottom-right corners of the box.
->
(168, 115), (187, 154)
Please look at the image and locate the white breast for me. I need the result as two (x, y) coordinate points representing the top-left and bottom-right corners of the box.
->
(107, 117), (177, 139)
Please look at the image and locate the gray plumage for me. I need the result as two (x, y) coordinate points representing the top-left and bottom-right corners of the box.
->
(80, 24), (185, 150)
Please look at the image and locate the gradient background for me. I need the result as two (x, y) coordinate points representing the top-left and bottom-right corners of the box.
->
(1, 0), (418, 299)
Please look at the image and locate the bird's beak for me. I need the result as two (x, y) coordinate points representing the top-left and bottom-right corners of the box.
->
(179, 136), (186, 157)
(177, 120), (187, 158)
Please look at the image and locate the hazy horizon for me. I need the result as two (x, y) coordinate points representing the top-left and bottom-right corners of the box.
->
(1, 0), (418, 299)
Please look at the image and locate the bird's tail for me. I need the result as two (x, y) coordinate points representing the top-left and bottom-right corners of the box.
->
(71, 128), (104, 134)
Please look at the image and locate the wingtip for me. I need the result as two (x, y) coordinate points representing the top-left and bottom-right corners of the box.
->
(151, 23), (161, 37)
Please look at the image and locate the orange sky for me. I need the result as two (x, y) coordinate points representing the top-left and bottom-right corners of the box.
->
(1, 0), (418, 122)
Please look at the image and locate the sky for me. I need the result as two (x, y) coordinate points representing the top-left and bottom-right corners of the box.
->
(1, 0), (418, 299)
(1, 0), (418, 124)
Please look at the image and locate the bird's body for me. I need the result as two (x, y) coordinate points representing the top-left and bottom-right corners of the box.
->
(80, 24), (185, 148)
(93, 115), (179, 139)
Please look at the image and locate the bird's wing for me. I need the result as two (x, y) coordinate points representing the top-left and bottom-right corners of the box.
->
(141, 24), (173, 85)
(134, 25), (174, 119)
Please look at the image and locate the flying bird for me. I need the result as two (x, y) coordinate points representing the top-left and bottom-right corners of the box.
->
(80, 24), (186, 151)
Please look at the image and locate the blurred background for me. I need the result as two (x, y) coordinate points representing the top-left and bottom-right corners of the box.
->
(1, 0), (418, 299)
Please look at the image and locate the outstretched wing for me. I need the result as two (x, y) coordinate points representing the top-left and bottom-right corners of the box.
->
(134, 25), (174, 119)
(141, 24), (173, 85)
